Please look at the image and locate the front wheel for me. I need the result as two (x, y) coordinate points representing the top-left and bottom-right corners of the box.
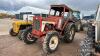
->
(9, 28), (18, 36)
(17, 30), (25, 40)
(23, 27), (37, 44)
(43, 31), (59, 53)
(63, 23), (75, 43)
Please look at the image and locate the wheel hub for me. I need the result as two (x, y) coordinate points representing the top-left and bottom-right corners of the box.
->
(51, 41), (54, 44)
(49, 36), (58, 50)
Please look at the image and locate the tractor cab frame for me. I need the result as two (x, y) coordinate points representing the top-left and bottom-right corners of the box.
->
(23, 4), (76, 53)
(49, 5), (73, 17)
(32, 4), (75, 37)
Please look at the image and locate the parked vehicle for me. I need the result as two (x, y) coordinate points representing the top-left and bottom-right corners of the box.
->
(9, 15), (33, 37)
(73, 11), (82, 32)
(23, 4), (76, 53)
(9, 21), (32, 36)
(82, 14), (95, 32)
(17, 14), (48, 40)
(80, 5), (100, 56)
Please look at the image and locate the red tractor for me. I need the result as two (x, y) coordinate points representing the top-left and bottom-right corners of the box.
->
(23, 4), (76, 53)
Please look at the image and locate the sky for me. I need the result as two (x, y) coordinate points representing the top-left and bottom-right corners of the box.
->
(0, 0), (100, 15)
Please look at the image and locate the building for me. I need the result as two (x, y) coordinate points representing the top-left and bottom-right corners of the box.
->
(15, 12), (32, 20)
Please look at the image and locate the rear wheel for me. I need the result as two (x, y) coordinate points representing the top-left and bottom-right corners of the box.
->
(63, 23), (75, 43)
(43, 31), (59, 53)
(23, 27), (37, 44)
(9, 28), (18, 36)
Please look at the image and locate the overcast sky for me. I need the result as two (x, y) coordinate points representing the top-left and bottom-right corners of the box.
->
(0, 0), (100, 15)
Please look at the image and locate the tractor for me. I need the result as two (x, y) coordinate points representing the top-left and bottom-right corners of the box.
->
(9, 15), (33, 39)
(9, 20), (32, 36)
(73, 11), (82, 32)
(23, 4), (76, 53)
(9, 14), (47, 40)
(80, 5), (100, 56)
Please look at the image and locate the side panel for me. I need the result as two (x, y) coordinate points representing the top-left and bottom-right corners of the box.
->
(95, 22), (100, 42)
(95, 5), (100, 42)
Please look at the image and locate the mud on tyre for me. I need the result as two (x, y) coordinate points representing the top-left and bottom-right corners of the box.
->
(80, 23), (95, 56)
(17, 30), (25, 40)
(43, 31), (59, 53)
(63, 23), (75, 43)
(23, 27), (37, 44)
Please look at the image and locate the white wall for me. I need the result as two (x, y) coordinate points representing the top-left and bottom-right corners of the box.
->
(23, 14), (34, 21)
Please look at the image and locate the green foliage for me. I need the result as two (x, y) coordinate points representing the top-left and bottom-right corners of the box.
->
(0, 13), (15, 19)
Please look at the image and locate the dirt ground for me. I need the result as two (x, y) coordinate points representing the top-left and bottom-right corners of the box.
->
(0, 32), (86, 56)
(0, 19), (86, 56)
(0, 18), (12, 35)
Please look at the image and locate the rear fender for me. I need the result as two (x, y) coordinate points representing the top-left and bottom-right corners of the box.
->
(63, 21), (75, 31)
(67, 22), (75, 28)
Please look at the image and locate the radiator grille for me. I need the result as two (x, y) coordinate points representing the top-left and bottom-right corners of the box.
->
(33, 19), (40, 30)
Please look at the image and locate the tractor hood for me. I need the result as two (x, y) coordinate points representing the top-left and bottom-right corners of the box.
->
(13, 20), (32, 25)
(43, 16), (62, 24)
(12, 20), (32, 33)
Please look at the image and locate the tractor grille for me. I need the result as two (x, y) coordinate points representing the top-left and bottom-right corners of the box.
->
(33, 19), (40, 30)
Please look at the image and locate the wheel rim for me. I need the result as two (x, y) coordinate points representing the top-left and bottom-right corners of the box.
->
(49, 36), (58, 50)
(69, 28), (75, 40)
(27, 32), (34, 41)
